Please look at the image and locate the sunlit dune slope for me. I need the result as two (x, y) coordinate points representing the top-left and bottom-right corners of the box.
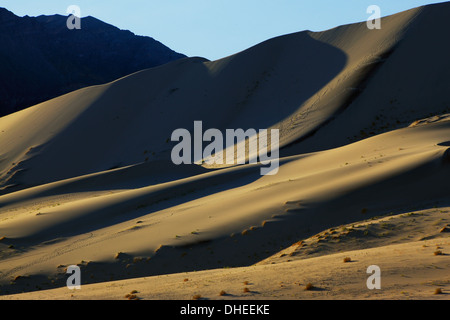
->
(1, 2), (450, 297)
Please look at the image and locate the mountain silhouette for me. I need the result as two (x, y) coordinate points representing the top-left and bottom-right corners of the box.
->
(0, 7), (186, 117)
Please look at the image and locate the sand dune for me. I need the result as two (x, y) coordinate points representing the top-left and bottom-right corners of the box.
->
(3, 3), (450, 194)
(1, 2), (450, 299)
(2, 238), (448, 300)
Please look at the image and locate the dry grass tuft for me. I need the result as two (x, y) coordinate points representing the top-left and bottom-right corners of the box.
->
(434, 250), (443, 256)
(343, 257), (352, 263)
(13, 275), (23, 282)
(219, 290), (227, 296)
(305, 283), (314, 291)
(125, 290), (140, 300)
(243, 287), (250, 293)
(434, 288), (443, 295)
(193, 294), (202, 300)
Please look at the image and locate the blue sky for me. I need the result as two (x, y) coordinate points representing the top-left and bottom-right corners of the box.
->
(2, 0), (447, 60)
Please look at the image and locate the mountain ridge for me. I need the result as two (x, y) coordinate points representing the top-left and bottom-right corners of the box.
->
(0, 7), (186, 117)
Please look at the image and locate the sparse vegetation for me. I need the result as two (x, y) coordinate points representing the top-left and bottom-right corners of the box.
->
(219, 290), (227, 296)
(13, 275), (23, 282)
(343, 257), (352, 263)
(305, 283), (314, 291)
(434, 250), (443, 256)
(192, 294), (202, 300)
(125, 293), (140, 300)
(434, 288), (443, 295)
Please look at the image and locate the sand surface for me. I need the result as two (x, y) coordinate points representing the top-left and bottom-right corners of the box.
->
(1, 2), (450, 300)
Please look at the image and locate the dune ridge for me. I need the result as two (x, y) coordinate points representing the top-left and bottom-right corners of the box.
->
(1, 2), (450, 298)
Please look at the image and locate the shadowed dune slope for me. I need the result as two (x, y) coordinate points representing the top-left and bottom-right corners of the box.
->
(2, 3), (450, 194)
(0, 117), (449, 294)
(1, 2), (450, 297)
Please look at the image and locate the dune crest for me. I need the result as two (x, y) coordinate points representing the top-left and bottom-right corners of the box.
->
(1, 2), (450, 298)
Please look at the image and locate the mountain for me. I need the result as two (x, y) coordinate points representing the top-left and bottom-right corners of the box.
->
(0, 2), (449, 298)
(0, 7), (186, 117)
